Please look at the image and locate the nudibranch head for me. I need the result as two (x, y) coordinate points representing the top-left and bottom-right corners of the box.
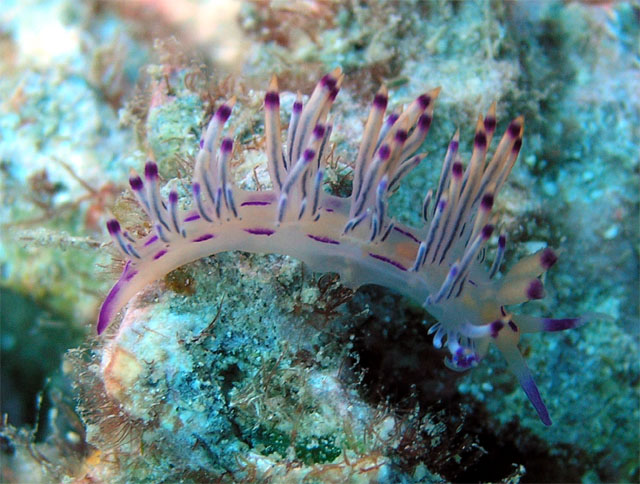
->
(98, 68), (602, 425)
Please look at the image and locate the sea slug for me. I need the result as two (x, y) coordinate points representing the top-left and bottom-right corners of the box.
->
(99, 68), (597, 425)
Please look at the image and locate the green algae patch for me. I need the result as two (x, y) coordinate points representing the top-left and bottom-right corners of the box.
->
(295, 434), (342, 465)
(250, 425), (291, 458)
(248, 425), (341, 465)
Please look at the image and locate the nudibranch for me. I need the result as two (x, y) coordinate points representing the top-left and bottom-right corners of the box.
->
(99, 68), (594, 425)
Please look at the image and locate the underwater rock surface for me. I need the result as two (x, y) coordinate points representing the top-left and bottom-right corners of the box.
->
(0, 0), (638, 483)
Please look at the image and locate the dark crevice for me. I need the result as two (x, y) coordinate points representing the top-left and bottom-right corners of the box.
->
(344, 286), (593, 483)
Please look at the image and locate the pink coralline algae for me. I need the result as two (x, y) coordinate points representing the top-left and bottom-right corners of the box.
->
(99, 68), (600, 425)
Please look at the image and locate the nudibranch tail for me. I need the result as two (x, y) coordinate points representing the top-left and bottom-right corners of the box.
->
(98, 69), (600, 425)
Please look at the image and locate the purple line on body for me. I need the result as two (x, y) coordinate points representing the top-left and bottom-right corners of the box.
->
(192, 234), (215, 242)
(153, 250), (167, 260)
(245, 228), (275, 236)
(124, 270), (138, 281)
(184, 213), (201, 222)
(307, 234), (340, 245)
(393, 226), (421, 244)
(144, 235), (159, 247)
(97, 283), (120, 334)
(368, 253), (407, 271)
(241, 201), (272, 207)
(542, 317), (580, 332)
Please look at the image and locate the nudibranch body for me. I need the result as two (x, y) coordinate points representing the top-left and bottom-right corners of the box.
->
(99, 68), (594, 425)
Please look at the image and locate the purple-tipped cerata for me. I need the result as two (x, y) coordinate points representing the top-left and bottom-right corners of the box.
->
(527, 279), (545, 300)
(417, 93), (432, 110)
(373, 93), (388, 110)
(474, 131), (487, 149)
(541, 248), (558, 269)
(481, 224), (494, 240)
(484, 115), (497, 134)
(395, 129), (408, 144)
(221, 138), (233, 153)
(512, 137), (523, 153)
(417, 113), (432, 132)
(543, 317), (582, 332)
(106, 219), (121, 235)
(481, 193), (494, 211)
(216, 103), (232, 122)
(264, 90), (279, 108)
(452, 161), (464, 178)
(312, 124), (326, 139)
(508, 119), (522, 138)
(97, 69), (603, 425)
(145, 161), (158, 179)
(302, 148), (315, 162)
(129, 175), (143, 191)
(378, 144), (391, 160)
(320, 72), (338, 90)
